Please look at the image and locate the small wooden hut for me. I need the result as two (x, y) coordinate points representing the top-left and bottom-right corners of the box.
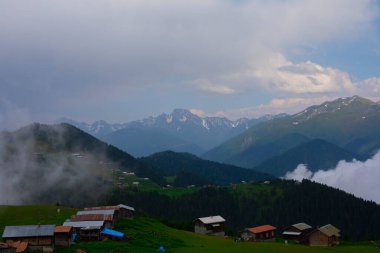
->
(54, 226), (73, 247)
(193, 216), (225, 236)
(282, 222), (312, 243)
(308, 224), (340, 247)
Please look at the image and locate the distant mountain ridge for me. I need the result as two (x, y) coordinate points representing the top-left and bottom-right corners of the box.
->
(204, 96), (380, 168)
(139, 151), (274, 186)
(59, 110), (288, 157)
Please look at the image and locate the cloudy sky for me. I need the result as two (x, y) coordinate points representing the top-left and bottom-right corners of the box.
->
(1, 0), (380, 129)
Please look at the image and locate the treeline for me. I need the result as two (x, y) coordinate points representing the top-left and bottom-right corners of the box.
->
(109, 180), (380, 241)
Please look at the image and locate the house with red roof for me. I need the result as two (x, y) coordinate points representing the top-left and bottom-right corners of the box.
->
(240, 225), (277, 242)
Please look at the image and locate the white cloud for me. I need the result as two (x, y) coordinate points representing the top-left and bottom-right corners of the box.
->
(189, 108), (207, 118)
(283, 164), (313, 182)
(356, 77), (380, 97)
(190, 79), (237, 95)
(284, 151), (380, 204)
(211, 96), (334, 119)
(196, 53), (357, 96)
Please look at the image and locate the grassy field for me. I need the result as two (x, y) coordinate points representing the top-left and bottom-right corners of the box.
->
(1, 206), (379, 253)
(54, 216), (379, 253)
(113, 172), (199, 197)
(0, 205), (77, 235)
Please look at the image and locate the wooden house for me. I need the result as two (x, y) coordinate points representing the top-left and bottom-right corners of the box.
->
(193, 216), (225, 236)
(70, 213), (114, 228)
(2, 225), (55, 252)
(62, 221), (105, 241)
(282, 222), (312, 243)
(54, 226), (73, 247)
(308, 224), (340, 247)
(116, 204), (135, 219)
(241, 225), (277, 242)
(83, 204), (135, 219)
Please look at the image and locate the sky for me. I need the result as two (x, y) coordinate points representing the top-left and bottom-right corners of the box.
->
(1, 0), (380, 129)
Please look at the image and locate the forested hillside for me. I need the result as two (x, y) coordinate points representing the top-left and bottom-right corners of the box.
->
(109, 180), (380, 241)
(140, 151), (273, 186)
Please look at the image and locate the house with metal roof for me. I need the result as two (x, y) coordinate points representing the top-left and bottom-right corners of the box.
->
(282, 222), (313, 243)
(240, 225), (277, 242)
(1, 225), (55, 252)
(70, 213), (114, 228)
(77, 209), (115, 216)
(83, 204), (135, 219)
(62, 221), (105, 241)
(193, 215), (225, 236)
(308, 224), (341, 247)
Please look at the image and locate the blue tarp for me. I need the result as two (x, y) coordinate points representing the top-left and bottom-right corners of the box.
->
(157, 246), (166, 252)
(100, 228), (124, 239)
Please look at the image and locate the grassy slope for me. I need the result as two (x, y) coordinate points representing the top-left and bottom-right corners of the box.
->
(0, 205), (77, 235)
(0, 206), (378, 253)
(113, 171), (199, 197)
(57, 216), (378, 253)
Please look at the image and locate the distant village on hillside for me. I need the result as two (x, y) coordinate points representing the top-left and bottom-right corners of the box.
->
(1, 203), (341, 253)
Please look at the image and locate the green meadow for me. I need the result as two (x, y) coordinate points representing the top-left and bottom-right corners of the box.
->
(1, 205), (379, 253)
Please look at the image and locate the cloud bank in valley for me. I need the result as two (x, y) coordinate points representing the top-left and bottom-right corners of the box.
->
(284, 151), (380, 204)
(0, 124), (112, 206)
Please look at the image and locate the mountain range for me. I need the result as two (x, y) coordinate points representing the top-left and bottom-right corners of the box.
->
(204, 96), (380, 170)
(59, 95), (380, 177)
(59, 110), (287, 157)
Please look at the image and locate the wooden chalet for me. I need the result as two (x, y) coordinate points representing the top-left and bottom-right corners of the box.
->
(193, 216), (225, 236)
(116, 204), (135, 219)
(62, 221), (105, 242)
(282, 222), (312, 243)
(2, 225), (55, 252)
(70, 212), (114, 228)
(308, 224), (341, 247)
(83, 204), (135, 219)
(241, 225), (277, 242)
(54, 226), (73, 247)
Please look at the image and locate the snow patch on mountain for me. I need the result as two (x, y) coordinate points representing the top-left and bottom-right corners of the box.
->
(202, 119), (210, 130)
(166, 115), (173, 123)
